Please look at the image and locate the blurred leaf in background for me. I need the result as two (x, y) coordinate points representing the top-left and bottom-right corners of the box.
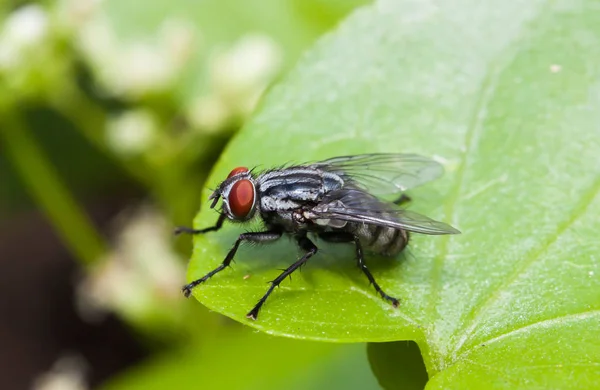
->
(104, 328), (380, 390)
(0, 0), (377, 389)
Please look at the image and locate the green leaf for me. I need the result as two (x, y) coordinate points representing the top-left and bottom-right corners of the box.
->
(186, 0), (600, 386)
(103, 329), (380, 390)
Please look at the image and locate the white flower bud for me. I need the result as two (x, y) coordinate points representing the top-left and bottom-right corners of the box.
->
(187, 95), (230, 132)
(106, 109), (157, 155)
(211, 33), (282, 98)
(0, 5), (49, 70)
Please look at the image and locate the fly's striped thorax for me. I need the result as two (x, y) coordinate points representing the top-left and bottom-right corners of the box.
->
(257, 167), (344, 212)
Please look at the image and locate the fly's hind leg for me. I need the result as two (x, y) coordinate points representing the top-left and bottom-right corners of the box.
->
(354, 238), (400, 307)
(318, 231), (400, 308)
(392, 193), (411, 206)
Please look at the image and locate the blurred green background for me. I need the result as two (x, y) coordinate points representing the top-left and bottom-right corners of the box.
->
(0, 1), (384, 389)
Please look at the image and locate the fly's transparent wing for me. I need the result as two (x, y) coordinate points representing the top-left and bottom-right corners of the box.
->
(310, 153), (444, 196)
(310, 203), (460, 235)
(308, 188), (460, 235)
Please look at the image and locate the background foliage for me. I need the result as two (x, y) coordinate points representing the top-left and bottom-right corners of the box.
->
(1, 0), (599, 389)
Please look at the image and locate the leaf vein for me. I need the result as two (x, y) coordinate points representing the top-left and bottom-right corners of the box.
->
(452, 176), (600, 356)
(427, 65), (501, 325)
(456, 309), (600, 362)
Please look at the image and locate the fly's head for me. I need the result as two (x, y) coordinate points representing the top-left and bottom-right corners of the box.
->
(209, 167), (257, 222)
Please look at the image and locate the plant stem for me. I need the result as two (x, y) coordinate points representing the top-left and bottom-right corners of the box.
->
(0, 110), (106, 266)
(50, 86), (152, 187)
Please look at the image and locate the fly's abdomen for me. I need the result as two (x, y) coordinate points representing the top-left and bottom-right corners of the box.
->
(352, 221), (409, 256)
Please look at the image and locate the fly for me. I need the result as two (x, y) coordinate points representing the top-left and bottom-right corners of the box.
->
(177, 153), (460, 320)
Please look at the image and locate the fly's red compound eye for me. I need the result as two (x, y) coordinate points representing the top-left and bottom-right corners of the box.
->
(228, 179), (255, 219)
(227, 166), (249, 178)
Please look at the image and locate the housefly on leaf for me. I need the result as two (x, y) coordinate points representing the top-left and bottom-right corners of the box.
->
(177, 153), (460, 320)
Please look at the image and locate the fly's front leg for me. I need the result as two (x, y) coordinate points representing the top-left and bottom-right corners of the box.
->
(174, 214), (226, 235)
(318, 231), (399, 308)
(246, 235), (318, 320)
(182, 229), (282, 297)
